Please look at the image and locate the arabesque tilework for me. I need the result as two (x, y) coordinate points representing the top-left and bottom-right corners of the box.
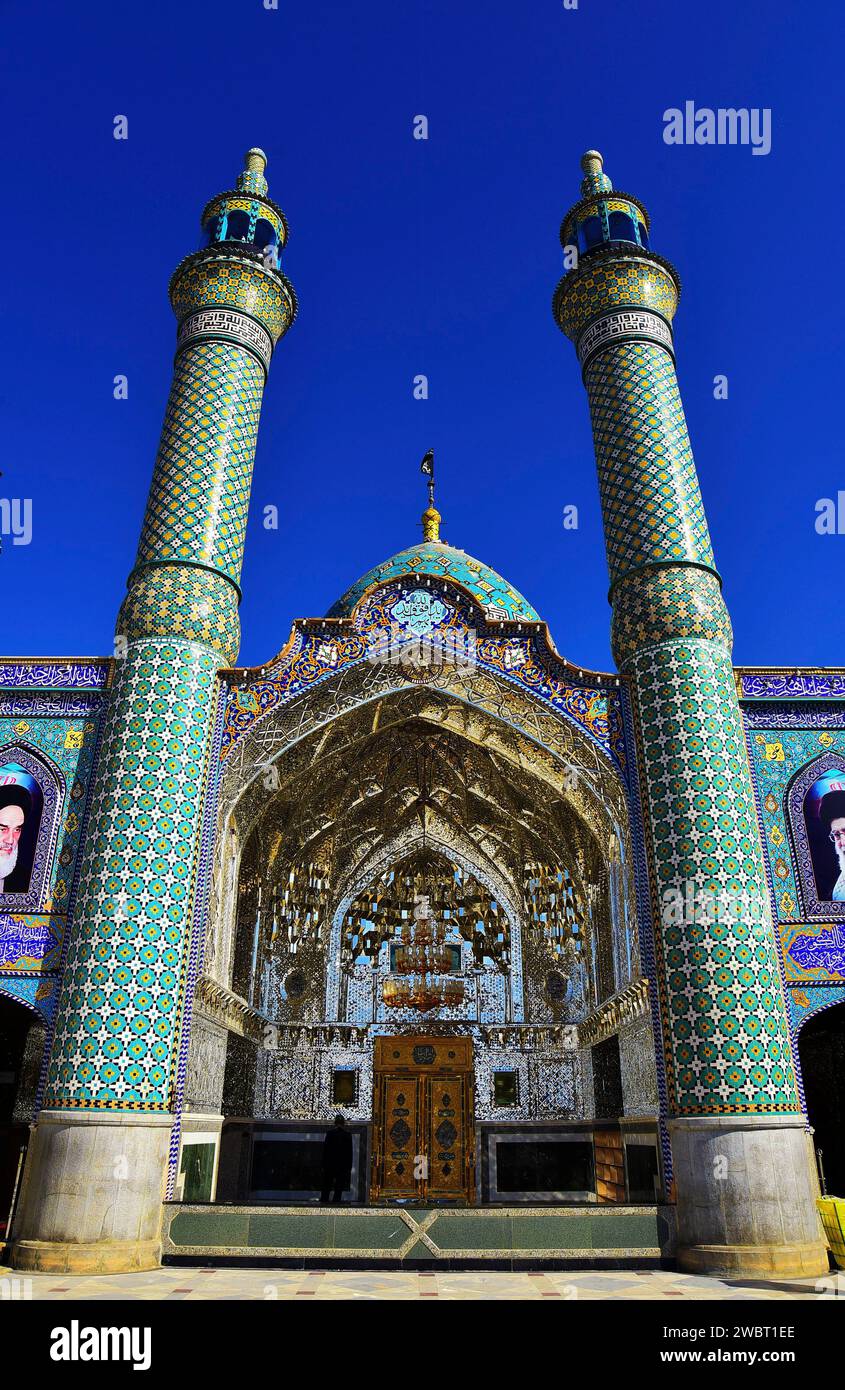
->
(738, 706), (845, 1115)
(223, 580), (623, 770)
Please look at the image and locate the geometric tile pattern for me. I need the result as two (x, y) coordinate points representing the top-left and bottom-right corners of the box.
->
(554, 217), (803, 1117)
(633, 639), (800, 1114)
(118, 563), (240, 665)
(611, 565), (732, 668)
(170, 252), (294, 342)
(37, 153), (296, 1116)
(554, 255), (678, 340)
(744, 719), (845, 977)
(585, 340), (717, 587)
(133, 339), (265, 588)
(223, 579), (619, 766)
(43, 639), (218, 1108)
(326, 542), (540, 622)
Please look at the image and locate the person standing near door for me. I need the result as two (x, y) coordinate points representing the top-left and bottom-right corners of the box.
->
(320, 1115), (353, 1204)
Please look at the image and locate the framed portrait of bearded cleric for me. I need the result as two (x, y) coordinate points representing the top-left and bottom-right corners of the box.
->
(0, 749), (62, 911)
(788, 754), (845, 919)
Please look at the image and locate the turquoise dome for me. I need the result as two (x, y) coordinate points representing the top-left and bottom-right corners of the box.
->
(326, 541), (540, 622)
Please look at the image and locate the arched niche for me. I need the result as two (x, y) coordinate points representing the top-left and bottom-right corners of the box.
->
(796, 998), (845, 1198)
(207, 664), (640, 1020)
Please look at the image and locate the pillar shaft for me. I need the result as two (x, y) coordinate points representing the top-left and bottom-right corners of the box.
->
(584, 334), (791, 1118)
(553, 151), (826, 1275)
(9, 149), (295, 1271)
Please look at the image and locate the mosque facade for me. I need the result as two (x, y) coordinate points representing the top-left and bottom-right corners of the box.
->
(0, 148), (842, 1276)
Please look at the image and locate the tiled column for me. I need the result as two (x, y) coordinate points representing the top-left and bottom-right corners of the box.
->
(9, 150), (296, 1272)
(553, 152), (826, 1276)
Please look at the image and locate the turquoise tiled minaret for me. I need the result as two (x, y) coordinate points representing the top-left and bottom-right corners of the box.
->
(553, 152), (826, 1277)
(10, 150), (295, 1273)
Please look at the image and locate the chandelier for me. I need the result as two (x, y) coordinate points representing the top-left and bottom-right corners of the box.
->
(383, 892), (465, 1013)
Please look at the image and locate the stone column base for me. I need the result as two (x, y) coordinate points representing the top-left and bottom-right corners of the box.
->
(6, 1108), (173, 1274)
(669, 1113), (829, 1279)
(9, 1237), (161, 1275)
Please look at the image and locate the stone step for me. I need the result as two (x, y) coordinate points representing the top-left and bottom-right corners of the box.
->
(162, 1203), (673, 1268)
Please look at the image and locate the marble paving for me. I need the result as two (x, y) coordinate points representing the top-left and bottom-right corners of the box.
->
(0, 1265), (838, 1301)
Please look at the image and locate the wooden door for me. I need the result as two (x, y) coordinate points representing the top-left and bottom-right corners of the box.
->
(376, 1073), (423, 1198)
(425, 1074), (471, 1200)
(371, 1036), (475, 1204)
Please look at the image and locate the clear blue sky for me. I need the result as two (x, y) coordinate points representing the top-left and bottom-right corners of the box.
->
(1, 0), (842, 672)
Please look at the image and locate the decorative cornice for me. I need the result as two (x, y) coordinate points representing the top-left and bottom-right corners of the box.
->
(0, 659), (111, 691)
(194, 975), (266, 1041)
(578, 978), (650, 1048)
(737, 670), (845, 701)
(477, 1024), (578, 1051)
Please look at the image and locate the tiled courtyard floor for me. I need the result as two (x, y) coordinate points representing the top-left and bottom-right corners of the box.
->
(0, 1265), (837, 1300)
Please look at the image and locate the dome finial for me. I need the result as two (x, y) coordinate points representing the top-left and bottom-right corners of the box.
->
(419, 448), (441, 542)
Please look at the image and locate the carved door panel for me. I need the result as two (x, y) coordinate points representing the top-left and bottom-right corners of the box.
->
(374, 1074), (421, 1198)
(425, 1074), (472, 1200)
(371, 1038), (475, 1204)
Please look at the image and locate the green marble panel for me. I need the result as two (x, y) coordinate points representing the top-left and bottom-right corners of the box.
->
(431, 1215), (513, 1250)
(168, 1210), (250, 1249)
(592, 1211), (660, 1248)
(510, 1214), (594, 1250)
(331, 1213), (410, 1249)
(247, 1213), (334, 1248)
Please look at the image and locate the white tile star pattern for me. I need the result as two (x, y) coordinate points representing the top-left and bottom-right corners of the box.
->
(44, 639), (218, 1108)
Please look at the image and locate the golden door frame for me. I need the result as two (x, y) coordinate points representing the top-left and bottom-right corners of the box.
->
(371, 1036), (475, 1205)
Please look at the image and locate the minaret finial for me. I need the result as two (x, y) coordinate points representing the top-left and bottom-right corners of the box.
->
(420, 448), (441, 542)
(580, 149), (612, 196)
(237, 146), (269, 197)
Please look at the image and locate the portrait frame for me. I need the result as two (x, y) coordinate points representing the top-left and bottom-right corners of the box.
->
(787, 751), (845, 921)
(0, 743), (65, 912)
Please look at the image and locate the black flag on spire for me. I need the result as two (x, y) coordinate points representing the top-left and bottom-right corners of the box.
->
(420, 449), (434, 478)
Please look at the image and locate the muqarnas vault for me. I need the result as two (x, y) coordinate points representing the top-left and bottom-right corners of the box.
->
(1, 148), (841, 1278)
